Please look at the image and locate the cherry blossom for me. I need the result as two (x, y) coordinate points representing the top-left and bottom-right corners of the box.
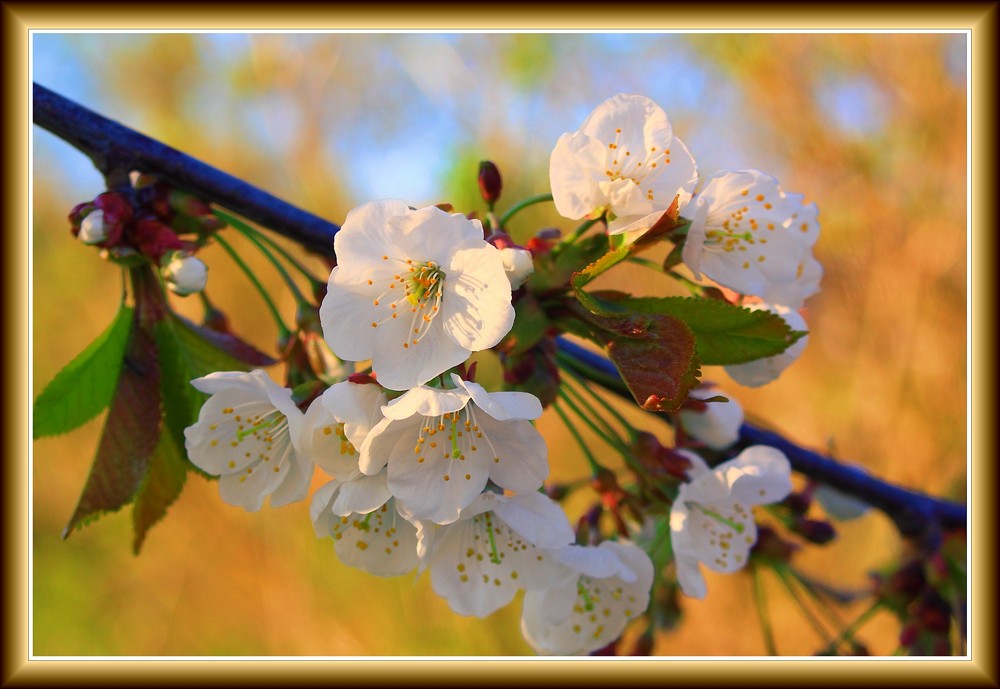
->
(184, 370), (310, 511)
(319, 200), (514, 390)
(415, 491), (574, 617)
(520, 541), (653, 655)
(682, 170), (821, 307)
(359, 375), (548, 524)
(300, 380), (386, 480)
(678, 384), (744, 449)
(549, 94), (698, 234)
(725, 304), (809, 388)
(670, 446), (792, 599)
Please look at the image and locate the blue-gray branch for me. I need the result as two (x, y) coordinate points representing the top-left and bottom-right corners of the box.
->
(33, 82), (966, 538)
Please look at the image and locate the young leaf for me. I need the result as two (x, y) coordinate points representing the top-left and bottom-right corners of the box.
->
(64, 318), (162, 537)
(132, 429), (188, 554)
(582, 308), (701, 413)
(592, 294), (805, 365)
(33, 305), (134, 439)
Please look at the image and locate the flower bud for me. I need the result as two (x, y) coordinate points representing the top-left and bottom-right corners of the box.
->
(78, 210), (108, 245)
(478, 161), (502, 205)
(499, 246), (534, 289)
(162, 252), (208, 296)
(792, 517), (837, 545)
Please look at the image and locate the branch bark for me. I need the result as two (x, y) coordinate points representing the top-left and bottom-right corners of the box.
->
(33, 82), (966, 539)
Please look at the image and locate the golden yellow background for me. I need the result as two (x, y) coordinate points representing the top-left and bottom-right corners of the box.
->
(31, 33), (967, 656)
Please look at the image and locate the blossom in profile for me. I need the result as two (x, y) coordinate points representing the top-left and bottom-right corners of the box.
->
(725, 304), (809, 388)
(320, 200), (514, 390)
(300, 380), (386, 480)
(359, 374), (548, 525)
(549, 93), (698, 235)
(184, 370), (310, 512)
(520, 541), (653, 655)
(499, 247), (534, 290)
(670, 446), (792, 599)
(682, 170), (821, 307)
(415, 491), (575, 617)
(678, 384), (744, 449)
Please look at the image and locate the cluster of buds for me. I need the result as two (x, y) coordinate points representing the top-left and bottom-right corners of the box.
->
(873, 528), (966, 655)
(68, 175), (222, 296)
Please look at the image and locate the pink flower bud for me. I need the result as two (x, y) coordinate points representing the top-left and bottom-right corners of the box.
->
(478, 161), (502, 205)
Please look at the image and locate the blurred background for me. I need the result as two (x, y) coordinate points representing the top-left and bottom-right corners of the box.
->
(31, 33), (967, 656)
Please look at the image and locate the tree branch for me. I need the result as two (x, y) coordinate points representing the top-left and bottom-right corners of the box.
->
(32, 82), (339, 259)
(33, 83), (966, 538)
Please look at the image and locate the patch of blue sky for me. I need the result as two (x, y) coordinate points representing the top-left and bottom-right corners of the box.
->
(815, 76), (890, 139)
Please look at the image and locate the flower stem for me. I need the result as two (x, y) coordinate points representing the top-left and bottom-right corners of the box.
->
(752, 565), (779, 656)
(552, 400), (604, 476)
(559, 362), (636, 440)
(772, 563), (834, 645)
(816, 601), (882, 656)
(214, 233), (291, 340)
(214, 208), (325, 288)
(556, 387), (632, 458)
(498, 192), (553, 227)
(221, 218), (312, 309)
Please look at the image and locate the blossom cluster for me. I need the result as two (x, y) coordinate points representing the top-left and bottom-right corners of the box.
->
(182, 93), (819, 654)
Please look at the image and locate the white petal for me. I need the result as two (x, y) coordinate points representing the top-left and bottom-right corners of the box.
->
(678, 387), (744, 450)
(387, 437), (489, 524)
(549, 543), (637, 582)
(318, 380), (387, 449)
(329, 499), (420, 577)
(717, 445), (793, 506)
(725, 305), (809, 387)
(675, 555), (708, 599)
(332, 472), (393, 516)
(441, 244), (514, 351)
(331, 199), (413, 277)
(452, 376), (543, 421)
(310, 479), (342, 538)
(382, 386), (469, 421)
(490, 492), (575, 551)
(549, 131), (609, 220)
(217, 442), (294, 512)
(268, 450), (312, 507)
(300, 395), (362, 478)
(480, 415), (549, 494)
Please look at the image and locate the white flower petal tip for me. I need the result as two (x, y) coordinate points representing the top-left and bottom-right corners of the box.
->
(725, 304), (808, 388)
(499, 247), (535, 289)
(681, 169), (821, 307)
(678, 385), (744, 450)
(549, 94), (698, 235)
(669, 446), (792, 598)
(418, 492), (575, 618)
(520, 541), (654, 655)
(360, 385), (548, 524)
(183, 370), (310, 512)
(311, 481), (419, 577)
(78, 210), (108, 244)
(319, 200), (514, 391)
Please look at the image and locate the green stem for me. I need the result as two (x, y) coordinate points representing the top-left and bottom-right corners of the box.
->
(773, 564), (834, 645)
(498, 192), (553, 227)
(552, 400), (604, 476)
(559, 362), (636, 438)
(551, 217), (603, 257)
(817, 602), (882, 656)
(214, 233), (291, 340)
(226, 222), (311, 308)
(559, 377), (630, 448)
(752, 566), (779, 656)
(626, 256), (663, 272)
(666, 269), (709, 297)
(784, 566), (847, 631)
(556, 388), (632, 457)
(215, 209), (325, 288)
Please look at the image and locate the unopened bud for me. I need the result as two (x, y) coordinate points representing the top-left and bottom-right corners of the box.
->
(162, 252), (208, 296)
(78, 210), (108, 245)
(752, 525), (799, 562)
(499, 247), (534, 289)
(478, 161), (502, 205)
(792, 517), (837, 544)
(545, 482), (570, 501)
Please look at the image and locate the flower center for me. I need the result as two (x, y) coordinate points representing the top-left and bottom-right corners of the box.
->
(603, 126), (672, 203)
(370, 259), (446, 349)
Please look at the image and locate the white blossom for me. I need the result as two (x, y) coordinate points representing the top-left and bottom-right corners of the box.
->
(359, 375), (548, 524)
(78, 210), (107, 244)
(310, 475), (418, 577)
(682, 170), (821, 307)
(678, 385), (744, 449)
(725, 304), (809, 388)
(162, 252), (208, 296)
(549, 93), (698, 235)
(184, 370), (310, 511)
(415, 491), (574, 617)
(670, 446), (792, 599)
(319, 200), (514, 390)
(300, 380), (386, 479)
(520, 541), (653, 655)
(499, 247), (534, 290)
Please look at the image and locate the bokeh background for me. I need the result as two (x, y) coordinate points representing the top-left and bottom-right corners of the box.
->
(31, 33), (967, 656)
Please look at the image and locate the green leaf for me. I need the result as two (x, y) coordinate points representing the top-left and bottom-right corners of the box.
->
(500, 294), (551, 356)
(171, 313), (276, 378)
(154, 318), (203, 446)
(526, 233), (608, 294)
(132, 429), (188, 554)
(33, 305), (134, 439)
(64, 317), (162, 537)
(580, 307), (701, 413)
(592, 295), (805, 365)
